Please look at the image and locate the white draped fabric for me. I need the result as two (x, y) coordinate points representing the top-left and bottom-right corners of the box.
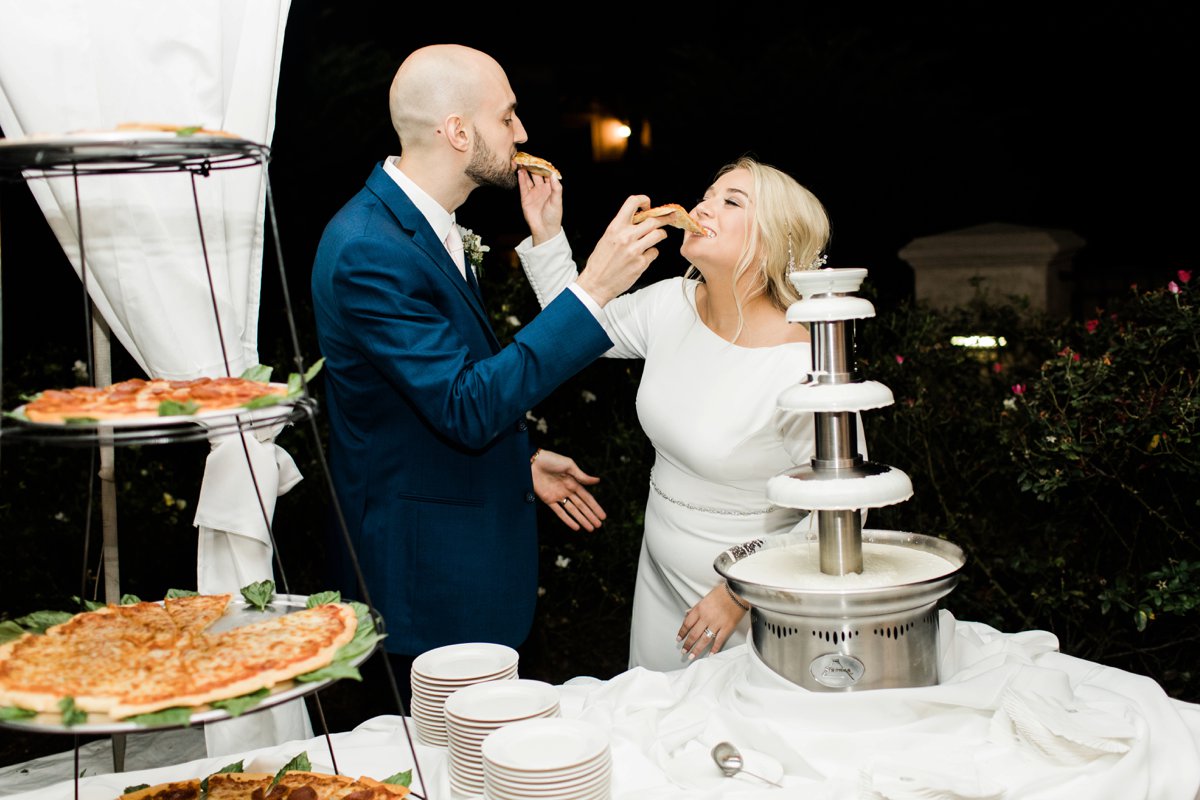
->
(0, 0), (309, 753)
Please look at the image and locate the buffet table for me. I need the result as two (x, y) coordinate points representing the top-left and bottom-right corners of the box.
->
(6, 612), (1200, 800)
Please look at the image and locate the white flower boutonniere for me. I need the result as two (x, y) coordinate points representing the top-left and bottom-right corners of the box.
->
(459, 226), (490, 271)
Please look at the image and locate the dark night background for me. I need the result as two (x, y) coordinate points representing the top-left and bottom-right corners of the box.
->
(264, 1), (1195, 320)
(2, 1), (1195, 349)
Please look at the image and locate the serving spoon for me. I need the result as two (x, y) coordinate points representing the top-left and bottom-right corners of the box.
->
(710, 741), (783, 788)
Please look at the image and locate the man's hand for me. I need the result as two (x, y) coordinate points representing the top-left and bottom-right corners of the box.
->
(531, 449), (606, 531)
(517, 166), (563, 245)
(575, 195), (670, 307)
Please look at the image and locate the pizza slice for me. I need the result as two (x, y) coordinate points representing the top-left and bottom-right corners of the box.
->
(513, 151), (562, 180)
(164, 594), (233, 635)
(632, 203), (707, 236)
(117, 779), (202, 800)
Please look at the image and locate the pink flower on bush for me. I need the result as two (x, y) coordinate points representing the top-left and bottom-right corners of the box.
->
(1085, 319), (1099, 334)
(895, 354), (905, 364)
(1168, 281), (1180, 294)
(1178, 270), (1192, 284)
(992, 362), (1003, 374)
(1011, 383), (1026, 396)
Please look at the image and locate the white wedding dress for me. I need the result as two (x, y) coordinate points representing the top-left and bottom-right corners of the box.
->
(518, 234), (825, 671)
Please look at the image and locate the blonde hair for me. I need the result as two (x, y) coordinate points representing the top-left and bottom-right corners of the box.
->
(686, 156), (831, 316)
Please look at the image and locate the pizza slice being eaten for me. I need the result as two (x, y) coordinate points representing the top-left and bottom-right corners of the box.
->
(513, 151), (562, 180)
(632, 203), (707, 236)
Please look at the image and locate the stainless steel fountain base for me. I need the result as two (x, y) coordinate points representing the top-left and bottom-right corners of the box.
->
(716, 529), (965, 692)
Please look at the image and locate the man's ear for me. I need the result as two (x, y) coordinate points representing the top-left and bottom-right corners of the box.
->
(443, 114), (471, 154)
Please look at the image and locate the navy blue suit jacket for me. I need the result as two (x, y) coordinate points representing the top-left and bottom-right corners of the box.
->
(310, 162), (612, 656)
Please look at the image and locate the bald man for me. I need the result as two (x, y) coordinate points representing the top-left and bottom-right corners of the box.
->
(310, 44), (668, 695)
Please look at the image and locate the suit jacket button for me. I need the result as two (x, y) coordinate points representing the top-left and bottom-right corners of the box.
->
(524, 492), (535, 503)
(517, 420), (528, 432)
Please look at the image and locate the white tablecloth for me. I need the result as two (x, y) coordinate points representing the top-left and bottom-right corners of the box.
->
(6, 612), (1200, 800)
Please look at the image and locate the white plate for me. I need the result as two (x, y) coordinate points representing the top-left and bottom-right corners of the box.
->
(412, 667), (519, 696)
(445, 679), (560, 723)
(484, 776), (611, 800)
(482, 718), (611, 773)
(485, 761), (611, 792)
(660, 741), (784, 791)
(412, 642), (519, 682)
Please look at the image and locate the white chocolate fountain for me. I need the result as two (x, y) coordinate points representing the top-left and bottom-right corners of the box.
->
(715, 268), (965, 691)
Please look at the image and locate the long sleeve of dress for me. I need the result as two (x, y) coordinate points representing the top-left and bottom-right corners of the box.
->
(516, 231), (666, 360)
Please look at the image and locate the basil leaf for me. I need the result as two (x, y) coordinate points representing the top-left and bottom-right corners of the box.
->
(64, 417), (100, 424)
(210, 689), (269, 717)
(119, 594), (142, 606)
(295, 661), (362, 683)
(158, 399), (200, 417)
(200, 760), (245, 799)
(241, 394), (282, 410)
(71, 596), (106, 611)
(165, 588), (200, 599)
(269, 753), (311, 790)
(304, 358), (325, 383)
(240, 580), (275, 611)
(14, 610), (72, 633)
(58, 697), (86, 726)
(382, 770), (412, 788)
(287, 373), (303, 396)
(240, 364), (273, 383)
(127, 707), (192, 727)
(175, 126), (202, 137)
(0, 621), (27, 644)
(124, 785), (151, 794)
(0, 706), (36, 720)
(305, 591), (341, 608)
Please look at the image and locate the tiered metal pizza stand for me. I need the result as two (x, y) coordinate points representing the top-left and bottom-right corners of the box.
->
(0, 133), (422, 795)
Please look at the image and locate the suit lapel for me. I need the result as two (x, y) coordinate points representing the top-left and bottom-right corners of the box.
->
(366, 165), (500, 350)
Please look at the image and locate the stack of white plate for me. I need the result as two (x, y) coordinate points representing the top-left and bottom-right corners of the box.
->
(443, 678), (562, 798)
(481, 717), (613, 800)
(409, 642), (519, 747)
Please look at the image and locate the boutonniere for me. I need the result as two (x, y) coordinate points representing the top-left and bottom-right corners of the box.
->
(458, 226), (490, 270)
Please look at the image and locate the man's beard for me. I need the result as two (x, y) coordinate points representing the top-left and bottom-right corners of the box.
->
(466, 129), (517, 190)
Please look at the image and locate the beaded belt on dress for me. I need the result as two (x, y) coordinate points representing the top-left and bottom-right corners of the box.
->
(649, 472), (777, 516)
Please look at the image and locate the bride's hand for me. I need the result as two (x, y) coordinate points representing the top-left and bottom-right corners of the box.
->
(677, 583), (748, 660)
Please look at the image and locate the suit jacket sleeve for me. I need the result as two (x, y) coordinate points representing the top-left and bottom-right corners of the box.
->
(326, 229), (611, 450)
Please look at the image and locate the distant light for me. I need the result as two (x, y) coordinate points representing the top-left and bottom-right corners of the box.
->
(615, 124), (632, 139)
(951, 335), (1007, 349)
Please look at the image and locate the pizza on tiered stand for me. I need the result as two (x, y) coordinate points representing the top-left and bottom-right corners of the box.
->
(15, 376), (290, 424)
(0, 594), (358, 720)
(120, 770), (411, 800)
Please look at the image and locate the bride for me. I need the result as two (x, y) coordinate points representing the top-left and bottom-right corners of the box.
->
(516, 156), (856, 671)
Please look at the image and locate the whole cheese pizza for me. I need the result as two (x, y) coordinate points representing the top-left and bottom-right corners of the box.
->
(17, 376), (289, 424)
(0, 594), (358, 720)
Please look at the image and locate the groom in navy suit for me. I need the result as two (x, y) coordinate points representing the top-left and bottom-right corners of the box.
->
(310, 44), (669, 701)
